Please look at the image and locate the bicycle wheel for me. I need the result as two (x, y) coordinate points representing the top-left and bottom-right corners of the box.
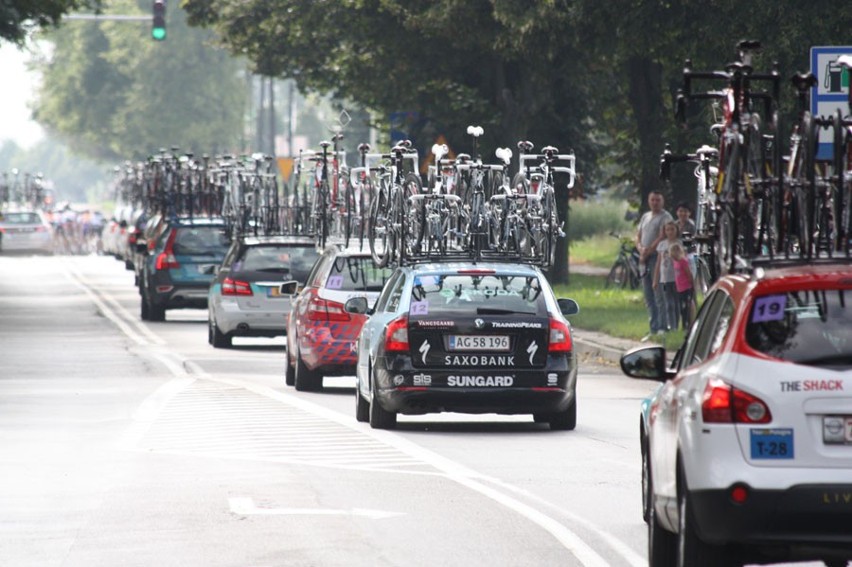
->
(605, 260), (630, 289)
(343, 180), (355, 248)
(402, 173), (424, 258)
(369, 183), (391, 268)
(541, 186), (559, 266)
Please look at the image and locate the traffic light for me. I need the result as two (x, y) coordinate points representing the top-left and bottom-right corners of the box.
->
(152, 0), (166, 41)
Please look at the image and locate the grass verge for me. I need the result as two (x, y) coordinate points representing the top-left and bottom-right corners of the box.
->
(553, 273), (686, 350)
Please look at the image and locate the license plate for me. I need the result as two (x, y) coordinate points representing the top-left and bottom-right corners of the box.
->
(448, 335), (509, 352)
(750, 428), (794, 459)
(822, 416), (852, 444)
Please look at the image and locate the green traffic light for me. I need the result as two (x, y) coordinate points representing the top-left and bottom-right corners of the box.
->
(152, 28), (166, 40)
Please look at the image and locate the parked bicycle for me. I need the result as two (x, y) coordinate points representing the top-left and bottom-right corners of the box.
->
(604, 232), (641, 290)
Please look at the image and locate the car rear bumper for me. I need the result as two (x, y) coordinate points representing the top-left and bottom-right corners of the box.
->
(690, 485), (852, 556)
(373, 354), (577, 415)
(212, 300), (289, 335)
(152, 283), (210, 309)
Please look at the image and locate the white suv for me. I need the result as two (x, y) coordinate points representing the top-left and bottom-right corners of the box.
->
(621, 262), (852, 567)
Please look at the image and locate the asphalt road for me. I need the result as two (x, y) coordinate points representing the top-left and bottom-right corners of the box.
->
(0, 253), (829, 567)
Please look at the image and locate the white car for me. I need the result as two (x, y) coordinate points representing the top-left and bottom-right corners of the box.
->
(621, 262), (852, 567)
(0, 210), (53, 254)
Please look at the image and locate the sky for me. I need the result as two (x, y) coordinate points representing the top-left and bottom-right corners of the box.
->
(0, 42), (46, 149)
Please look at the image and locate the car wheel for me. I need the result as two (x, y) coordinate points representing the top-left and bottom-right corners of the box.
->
(294, 345), (322, 392)
(677, 467), (733, 566)
(209, 317), (231, 348)
(648, 479), (677, 567)
(548, 398), (577, 431)
(285, 344), (296, 386)
(368, 379), (396, 430)
(642, 437), (651, 523)
(355, 376), (369, 422)
(140, 292), (150, 321)
(148, 301), (166, 322)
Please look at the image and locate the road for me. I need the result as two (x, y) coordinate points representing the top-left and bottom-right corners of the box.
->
(0, 254), (827, 567)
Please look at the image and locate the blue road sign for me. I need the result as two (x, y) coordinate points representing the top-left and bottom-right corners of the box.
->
(810, 46), (852, 159)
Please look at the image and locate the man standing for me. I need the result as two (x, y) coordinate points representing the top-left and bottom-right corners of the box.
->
(636, 190), (673, 340)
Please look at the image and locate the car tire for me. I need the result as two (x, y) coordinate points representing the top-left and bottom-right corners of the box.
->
(355, 377), (369, 422)
(140, 292), (150, 321)
(642, 436), (651, 523)
(294, 346), (322, 392)
(547, 398), (577, 431)
(368, 379), (396, 430)
(677, 466), (733, 566)
(648, 479), (677, 567)
(209, 318), (231, 348)
(285, 345), (296, 386)
(148, 301), (166, 322)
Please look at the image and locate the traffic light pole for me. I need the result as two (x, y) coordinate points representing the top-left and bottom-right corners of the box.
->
(63, 15), (150, 21)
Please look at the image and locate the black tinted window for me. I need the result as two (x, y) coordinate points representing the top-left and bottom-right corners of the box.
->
(326, 256), (393, 292)
(3, 213), (41, 224)
(409, 274), (547, 316)
(233, 245), (320, 282)
(745, 289), (852, 368)
(172, 227), (229, 255)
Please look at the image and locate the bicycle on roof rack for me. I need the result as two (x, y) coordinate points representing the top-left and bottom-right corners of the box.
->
(367, 140), (421, 268)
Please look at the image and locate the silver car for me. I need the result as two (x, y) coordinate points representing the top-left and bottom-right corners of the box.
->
(0, 210), (53, 254)
(208, 235), (320, 348)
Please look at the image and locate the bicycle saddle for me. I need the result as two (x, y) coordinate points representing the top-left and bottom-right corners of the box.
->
(517, 140), (534, 152)
(319, 141), (332, 149)
(455, 153), (471, 163)
(542, 146), (559, 157)
(790, 72), (817, 92)
(358, 143), (371, 153)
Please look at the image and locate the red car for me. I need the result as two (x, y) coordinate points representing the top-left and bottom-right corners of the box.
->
(285, 245), (393, 391)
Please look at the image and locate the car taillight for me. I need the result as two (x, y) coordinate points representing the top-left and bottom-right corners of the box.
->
(702, 378), (772, 424)
(384, 315), (409, 352)
(155, 230), (180, 270)
(221, 277), (252, 296)
(307, 296), (350, 321)
(548, 318), (572, 352)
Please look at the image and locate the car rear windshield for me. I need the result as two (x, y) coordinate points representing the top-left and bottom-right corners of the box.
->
(172, 226), (229, 256)
(326, 256), (392, 292)
(745, 288), (852, 368)
(234, 245), (320, 282)
(409, 273), (547, 316)
(2, 213), (41, 224)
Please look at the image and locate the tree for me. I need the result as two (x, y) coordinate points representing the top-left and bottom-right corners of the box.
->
(32, 0), (247, 161)
(0, 0), (102, 44)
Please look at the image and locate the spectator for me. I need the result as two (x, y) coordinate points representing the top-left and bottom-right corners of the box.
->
(670, 242), (695, 329)
(675, 202), (696, 237)
(654, 221), (682, 332)
(636, 190), (674, 341)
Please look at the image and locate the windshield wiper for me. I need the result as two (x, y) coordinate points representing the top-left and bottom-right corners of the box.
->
(476, 308), (536, 315)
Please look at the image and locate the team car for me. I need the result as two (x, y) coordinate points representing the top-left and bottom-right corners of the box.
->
(285, 245), (393, 391)
(345, 262), (580, 430)
(207, 235), (319, 347)
(138, 216), (230, 321)
(620, 262), (852, 567)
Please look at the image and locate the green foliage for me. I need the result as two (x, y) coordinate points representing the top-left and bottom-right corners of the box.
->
(0, 0), (102, 44)
(33, 0), (246, 161)
(569, 233), (623, 269)
(567, 199), (635, 242)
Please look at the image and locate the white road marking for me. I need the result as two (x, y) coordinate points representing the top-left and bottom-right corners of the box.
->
(228, 497), (404, 519)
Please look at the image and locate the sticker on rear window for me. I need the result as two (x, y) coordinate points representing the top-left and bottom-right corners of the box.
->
(752, 294), (787, 323)
(411, 300), (429, 315)
(414, 276), (438, 287)
(326, 275), (344, 289)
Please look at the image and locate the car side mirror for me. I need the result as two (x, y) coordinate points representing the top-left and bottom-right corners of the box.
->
(620, 346), (670, 381)
(558, 298), (580, 316)
(280, 280), (299, 295)
(344, 296), (370, 315)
